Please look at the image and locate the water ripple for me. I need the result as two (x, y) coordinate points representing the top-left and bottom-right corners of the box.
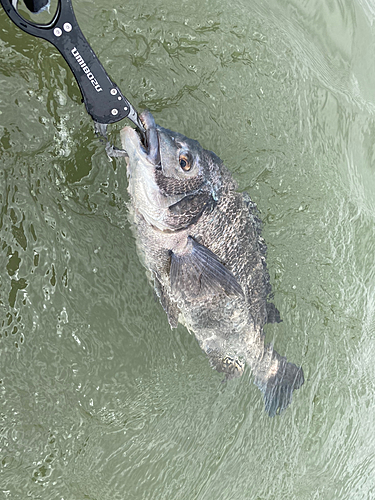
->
(2, 0), (375, 498)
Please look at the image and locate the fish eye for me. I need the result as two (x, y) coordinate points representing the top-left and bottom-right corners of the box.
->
(179, 153), (192, 172)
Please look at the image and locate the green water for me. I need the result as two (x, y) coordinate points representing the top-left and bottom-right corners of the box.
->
(1, 0), (375, 498)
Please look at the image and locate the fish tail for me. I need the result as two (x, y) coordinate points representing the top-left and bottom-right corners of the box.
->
(256, 353), (304, 417)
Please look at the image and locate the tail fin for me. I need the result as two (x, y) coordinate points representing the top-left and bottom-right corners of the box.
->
(258, 356), (304, 417)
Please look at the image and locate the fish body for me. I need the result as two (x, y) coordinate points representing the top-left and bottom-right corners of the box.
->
(120, 111), (304, 416)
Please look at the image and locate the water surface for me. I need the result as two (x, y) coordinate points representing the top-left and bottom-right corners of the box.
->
(1, 0), (375, 498)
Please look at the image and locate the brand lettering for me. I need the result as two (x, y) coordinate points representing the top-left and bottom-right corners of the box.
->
(71, 47), (103, 92)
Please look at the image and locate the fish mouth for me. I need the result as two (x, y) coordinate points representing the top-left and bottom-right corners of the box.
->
(120, 110), (161, 167)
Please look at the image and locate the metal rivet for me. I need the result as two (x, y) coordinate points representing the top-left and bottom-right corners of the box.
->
(63, 23), (72, 32)
(111, 109), (119, 116)
(117, 96), (122, 100)
(110, 88), (117, 96)
(53, 27), (62, 37)
(124, 106), (128, 112)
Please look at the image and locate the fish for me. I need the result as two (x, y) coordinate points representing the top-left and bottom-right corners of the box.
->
(120, 110), (304, 416)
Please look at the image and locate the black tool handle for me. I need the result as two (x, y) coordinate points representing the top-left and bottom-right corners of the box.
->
(0, 0), (143, 128)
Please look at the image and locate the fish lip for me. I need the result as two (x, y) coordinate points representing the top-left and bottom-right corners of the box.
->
(132, 110), (161, 167)
(120, 111), (161, 168)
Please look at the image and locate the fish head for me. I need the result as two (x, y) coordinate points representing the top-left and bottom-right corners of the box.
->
(121, 110), (224, 231)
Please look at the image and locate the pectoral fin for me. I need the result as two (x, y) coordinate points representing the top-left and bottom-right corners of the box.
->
(170, 236), (244, 299)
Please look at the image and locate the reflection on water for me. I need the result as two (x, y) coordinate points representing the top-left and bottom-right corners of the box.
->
(1, 0), (375, 498)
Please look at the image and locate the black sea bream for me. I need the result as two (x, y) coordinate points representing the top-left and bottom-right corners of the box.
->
(121, 110), (304, 416)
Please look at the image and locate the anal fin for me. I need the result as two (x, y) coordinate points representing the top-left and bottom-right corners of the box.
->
(255, 350), (304, 417)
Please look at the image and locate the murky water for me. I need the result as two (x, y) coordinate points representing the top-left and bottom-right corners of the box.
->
(1, 0), (375, 498)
